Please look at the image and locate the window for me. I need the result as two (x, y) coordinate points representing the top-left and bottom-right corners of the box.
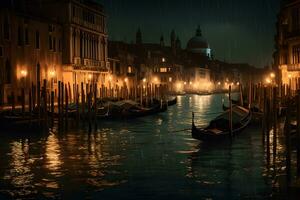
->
(127, 66), (132, 73)
(25, 27), (29, 45)
(5, 59), (11, 84)
(0, 46), (3, 57)
(160, 68), (167, 73)
(4, 17), (9, 40)
(293, 45), (300, 64)
(58, 39), (62, 52)
(35, 30), (40, 49)
(53, 37), (56, 52)
(292, 8), (300, 31)
(17, 26), (23, 46)
(49, 36), (52, 50)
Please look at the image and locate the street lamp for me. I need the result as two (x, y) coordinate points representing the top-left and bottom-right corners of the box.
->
(270, 72), (275, 79)
(20, 69), (28, 78)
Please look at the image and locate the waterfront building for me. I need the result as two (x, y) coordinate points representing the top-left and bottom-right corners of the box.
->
(0, 0), (109, 104)
(274, 0), (300, 89)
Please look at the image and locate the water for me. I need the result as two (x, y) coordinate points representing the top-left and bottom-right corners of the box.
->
(0, 94), (273, 199)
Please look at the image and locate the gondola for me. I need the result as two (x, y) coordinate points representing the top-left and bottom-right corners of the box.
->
(223, 103), (263, 118)
(167, 97), (177, 106)
(192, 105), (252, 141)
(0, 113), (44, 132)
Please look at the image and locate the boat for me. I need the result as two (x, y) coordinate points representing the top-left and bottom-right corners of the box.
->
(167, 97), (177, 106)
(0, 112), (44, 132)
(192, 105), (252, 141)
(97, 100), (167, 119)
(222, 102), (262, 119)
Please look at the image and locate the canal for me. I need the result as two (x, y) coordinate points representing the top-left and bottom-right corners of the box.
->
(0, 94), (273, 199)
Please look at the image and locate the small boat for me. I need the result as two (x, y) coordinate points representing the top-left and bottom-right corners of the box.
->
(223, 103), (262, 119)
(0, 113), (44, 132)
(167, 97), (177, 106)
(192, 105), (252, 141)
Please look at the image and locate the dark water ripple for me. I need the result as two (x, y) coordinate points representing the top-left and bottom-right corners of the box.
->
(0, 94), (273, 199)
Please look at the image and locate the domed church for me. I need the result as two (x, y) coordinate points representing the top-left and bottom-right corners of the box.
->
(186, 26), (211, 59)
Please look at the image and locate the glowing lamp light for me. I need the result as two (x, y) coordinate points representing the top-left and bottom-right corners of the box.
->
(20, 69), (28, 77)
(153, 77), (158, 83)
(143, 78), (147, 83)
(162, 57), (166, 63)
(176, 82), (182, 90)
(189, 81), (193, 85)
(270, 73), (275, 78)
(124, 78), (128, 82)
(217, 82), (221, 86)
(184, 82), (187, 85)
(88, 74), (93, 80)
(237, 82), (240, 86)
(288, 74), (292, 78)
(265, 78), (271, 84)
(108, 75), (112, 81)
(49, 70), (56, 78)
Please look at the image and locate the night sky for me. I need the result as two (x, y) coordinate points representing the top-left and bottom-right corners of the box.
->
(98, 0), (281, 68)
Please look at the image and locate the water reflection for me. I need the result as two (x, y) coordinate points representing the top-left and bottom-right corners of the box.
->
(45, 133), (62, 175)
(0, 94), (275, 199)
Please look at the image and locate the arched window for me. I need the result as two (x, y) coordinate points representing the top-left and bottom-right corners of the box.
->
(4, 16), (10, 40)
(5, 59), (11, 84)
(36, 62), (40, 83)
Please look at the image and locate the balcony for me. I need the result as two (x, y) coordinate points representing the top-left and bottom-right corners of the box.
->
(73, 58), (109, 72)
(285, 30), (300, 40)
(287, 64), (300, 71)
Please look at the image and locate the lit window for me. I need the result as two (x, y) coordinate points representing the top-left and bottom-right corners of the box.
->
(25, 27), (29, 45)
(160, 68), (167, 73)
(128, 66), (132, 73)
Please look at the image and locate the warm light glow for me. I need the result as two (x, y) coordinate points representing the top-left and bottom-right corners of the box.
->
(270, 72), (275, 78)
(20, 70), (28, 77)
(124, 78), (128, 82)
(265, 78), (271, 84)
(176, 82), (182, 90)
(143, 78), (147, 83)
(288, 74), (292, 78)
(217, 82), (221, 86)
(237, 82), (240, 86)
(153, 77), (158, 83)
(49, 70), (56, 78)
(184, 82), (187, 85)
(189, 81), (193, 85)
(169, 77), (172, 82)
(88, 74), (93, 80)
(108, 75), (112, 81)
(162, 57), (166, 62)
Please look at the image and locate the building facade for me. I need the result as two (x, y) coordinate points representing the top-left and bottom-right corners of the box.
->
(0, 0), (109, 104)
(274, 0), (300, 89)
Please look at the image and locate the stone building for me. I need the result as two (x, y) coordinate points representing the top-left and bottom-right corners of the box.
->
(0, 0), (109, 104)
(274, 0), (300, 89)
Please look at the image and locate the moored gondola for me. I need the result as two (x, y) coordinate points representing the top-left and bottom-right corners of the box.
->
(192, 105), (252, 141)
(167, 97), (177, 106)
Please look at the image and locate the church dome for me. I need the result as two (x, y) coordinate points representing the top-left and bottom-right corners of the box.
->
(186, 26), (211, 57)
